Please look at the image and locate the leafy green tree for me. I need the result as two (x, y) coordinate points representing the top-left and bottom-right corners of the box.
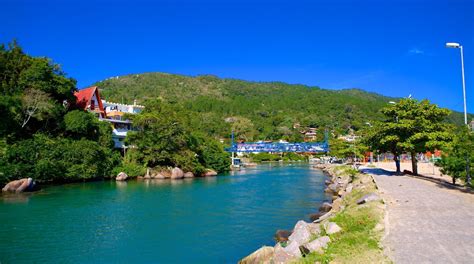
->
(437, 126), (474, 185)
(365, 99), (452, 175)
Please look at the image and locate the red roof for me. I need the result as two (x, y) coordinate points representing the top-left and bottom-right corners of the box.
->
(74, 86), (106, 118)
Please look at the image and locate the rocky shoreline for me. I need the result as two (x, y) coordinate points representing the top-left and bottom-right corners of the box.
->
(239, 163), (384, 264)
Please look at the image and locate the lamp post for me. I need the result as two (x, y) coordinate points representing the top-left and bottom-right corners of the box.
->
(446, 42), (470, 185)
(446, 42), (467, 125)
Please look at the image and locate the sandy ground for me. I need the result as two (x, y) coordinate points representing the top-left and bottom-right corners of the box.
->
(361, 166), (474, 264)
(370, 161), (454, 184)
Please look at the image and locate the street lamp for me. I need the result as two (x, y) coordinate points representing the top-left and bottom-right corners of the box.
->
(445, 42), (468, 125)
(446, 42), (470, 186)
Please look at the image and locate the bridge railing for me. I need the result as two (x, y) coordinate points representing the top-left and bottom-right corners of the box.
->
(225, 142), (329, 153)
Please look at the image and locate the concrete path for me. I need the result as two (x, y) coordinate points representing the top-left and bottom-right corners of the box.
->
(361, 167), (474, 264)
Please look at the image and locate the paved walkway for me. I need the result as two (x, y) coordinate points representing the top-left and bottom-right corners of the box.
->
(361, 167), (474, 264)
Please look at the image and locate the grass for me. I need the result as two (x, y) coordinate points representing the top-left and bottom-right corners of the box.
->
(297, 174), (389, 264)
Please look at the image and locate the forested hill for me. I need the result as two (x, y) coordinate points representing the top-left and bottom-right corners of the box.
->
(95, 73), (467, 141)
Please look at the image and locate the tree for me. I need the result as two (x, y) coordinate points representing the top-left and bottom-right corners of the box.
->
(365, 99), (452, 175)
(20, 89), (54, 128)
(437, 126), (474, 185)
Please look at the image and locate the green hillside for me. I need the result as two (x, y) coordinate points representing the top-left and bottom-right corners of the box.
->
(95, 73), (467, 141)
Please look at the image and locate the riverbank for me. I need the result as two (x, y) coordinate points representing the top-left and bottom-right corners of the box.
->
(240, 164), (388, 263)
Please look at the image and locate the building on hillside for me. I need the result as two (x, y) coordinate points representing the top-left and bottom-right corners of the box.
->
(100, 100), (144, 149)
(102, 100), (144, 117)
(74, 86), (144, 149)
(470, 119), (474, 131)
(74, 86), (107, 118)
(338, 134), (359, 142)
(302, 128), (318, 142)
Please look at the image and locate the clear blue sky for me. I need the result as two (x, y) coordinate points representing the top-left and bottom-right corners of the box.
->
(1, 0), (473, 112)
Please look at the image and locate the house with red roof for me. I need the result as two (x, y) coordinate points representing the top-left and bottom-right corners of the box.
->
(74, 86), (107, 118)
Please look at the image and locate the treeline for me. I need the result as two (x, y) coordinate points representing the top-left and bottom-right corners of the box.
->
(97, 73), (470, 143)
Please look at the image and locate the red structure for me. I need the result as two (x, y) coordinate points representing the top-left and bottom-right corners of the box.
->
(74, 86), (106, 118)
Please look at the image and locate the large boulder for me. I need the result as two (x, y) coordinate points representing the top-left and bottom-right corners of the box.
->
(319, 202), (333, 213)
(275, 230), (292, 242)
(202, 169), (218, 177)
(345, 183), (353, 194)
(2, 178), (35, 193)
(283, 241), (302, 258)
(171, 167), (184, 179)
(116, 172), (128, 181)
(288, 220), (319, 245)
(331, 198), (343, 212)
(273, 243), (297, 263)
(356, 193), (381, 205)
(302, 236), (331, 254)
(239, 246), (274, 264)
(323, 222), (342, 235)
(184, 172), (194, 178)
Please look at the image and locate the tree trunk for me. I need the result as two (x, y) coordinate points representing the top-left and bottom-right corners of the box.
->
(394, 154), (401, 174)
(411, 152), (418, 175)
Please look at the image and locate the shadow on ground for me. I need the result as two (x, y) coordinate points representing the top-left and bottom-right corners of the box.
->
(360, 166), (474, 195)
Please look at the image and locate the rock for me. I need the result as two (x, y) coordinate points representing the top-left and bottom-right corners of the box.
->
(2, 178), (35, 193)
(309, 212), (325, 222)
(331, 198), (343, 212)
(323, 222), (342, 235)
(345, 183), (353, 193)
(273, 243), (296, 263)
(239, 246), (274, 264)
(275, 230), (292, 242)
(319, 202), (332, 213)
(202, 169), (218, 177)
(313, 212), (332, 223)
(184, 172), (194, 178)
(325, 183), (338, 193)
(116, 172), (128, 181)
(154, 173), (166, 179)
(302, 236), (331, 253)
(283, 241), (302, 258)
(356, 193), (381, 205)
(288, 220), (315, 245)
(171, 167), (184, 179)
(137, 176), (144, 180)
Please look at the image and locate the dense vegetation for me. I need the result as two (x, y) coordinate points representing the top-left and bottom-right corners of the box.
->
(97, 73), (470, 143)
(0, 42), (229, 184)
(0, 41), (120, 184)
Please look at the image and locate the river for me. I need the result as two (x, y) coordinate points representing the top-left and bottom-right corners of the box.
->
(0, 164), (329, 263)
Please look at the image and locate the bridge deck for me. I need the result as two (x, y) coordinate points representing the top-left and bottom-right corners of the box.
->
(225, 142), (329, 153)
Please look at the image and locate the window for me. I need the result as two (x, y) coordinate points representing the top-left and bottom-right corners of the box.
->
(90, 100), (95, 110)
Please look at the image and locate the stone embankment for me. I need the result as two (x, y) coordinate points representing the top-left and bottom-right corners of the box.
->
(239, 164), (386, 264)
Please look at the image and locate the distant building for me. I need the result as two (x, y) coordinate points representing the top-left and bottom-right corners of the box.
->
(302, 128), (318, 142)
(74, 86), (107, 118)
(470, 119), (474, 131)
(338, 134), (359, 142)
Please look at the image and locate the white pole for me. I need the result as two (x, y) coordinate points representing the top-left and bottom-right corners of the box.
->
(460, 46), (467, 125)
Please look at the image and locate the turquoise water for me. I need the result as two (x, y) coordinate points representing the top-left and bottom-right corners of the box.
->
(0, 164), (329, 263)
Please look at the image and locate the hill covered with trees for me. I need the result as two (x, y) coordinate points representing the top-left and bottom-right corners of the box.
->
(96, 73), (468, 142)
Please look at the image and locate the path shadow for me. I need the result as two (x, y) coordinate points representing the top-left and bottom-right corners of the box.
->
(359, 167), (399, 176)
(408, 174), (474, 195)
(361, 166), (474, 195)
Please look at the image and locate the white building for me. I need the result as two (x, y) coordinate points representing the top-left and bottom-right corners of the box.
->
(100, 100), (145, 149)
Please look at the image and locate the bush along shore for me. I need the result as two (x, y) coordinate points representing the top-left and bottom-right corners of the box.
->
(239, 164), (389, 264)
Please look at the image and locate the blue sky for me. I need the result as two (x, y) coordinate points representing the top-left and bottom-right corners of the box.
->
(1, 0), (473, 112)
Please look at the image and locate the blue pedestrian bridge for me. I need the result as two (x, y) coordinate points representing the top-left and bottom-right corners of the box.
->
(225, 141), (329, 153)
